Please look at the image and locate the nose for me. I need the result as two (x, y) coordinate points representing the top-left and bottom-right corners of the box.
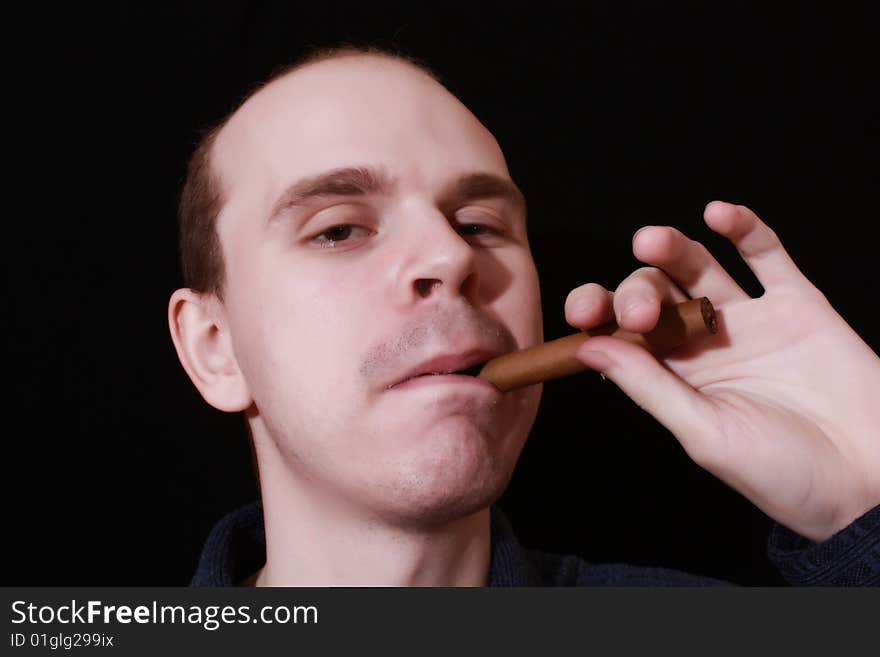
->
(394, 208), (480, 306)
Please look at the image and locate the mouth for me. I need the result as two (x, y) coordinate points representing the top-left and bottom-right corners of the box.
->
(387, 351), (495, 390)
(410, 362), (485, 379)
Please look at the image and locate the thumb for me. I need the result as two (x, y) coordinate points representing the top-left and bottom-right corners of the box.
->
(576, 335), (711, 457)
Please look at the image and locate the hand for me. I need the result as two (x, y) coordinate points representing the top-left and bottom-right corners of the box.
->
(565, 201), (880, 542)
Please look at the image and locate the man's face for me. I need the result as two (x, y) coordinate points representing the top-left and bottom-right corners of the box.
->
(211, 57), (543, 526)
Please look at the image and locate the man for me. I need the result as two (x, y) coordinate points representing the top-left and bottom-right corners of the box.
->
(168, 45), (880, 586)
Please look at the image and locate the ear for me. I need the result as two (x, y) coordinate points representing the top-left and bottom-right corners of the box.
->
(167, 288), (252, 412)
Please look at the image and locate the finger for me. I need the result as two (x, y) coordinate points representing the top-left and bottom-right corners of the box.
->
(575, 335), (715, 464)
(703, 201), (809, 292)
(612, 266), (689, 333)
(564, 283), (614, 330)
(632, 224), (751, 306)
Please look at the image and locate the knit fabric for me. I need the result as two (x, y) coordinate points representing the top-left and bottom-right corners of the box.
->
(767, 505), (880, 586)
(191, 501), (880, 586)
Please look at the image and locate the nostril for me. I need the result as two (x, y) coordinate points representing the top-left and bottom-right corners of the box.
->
(415, 279), (440, 298)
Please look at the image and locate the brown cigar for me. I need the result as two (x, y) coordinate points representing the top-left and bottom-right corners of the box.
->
(477, 297), (717, 392)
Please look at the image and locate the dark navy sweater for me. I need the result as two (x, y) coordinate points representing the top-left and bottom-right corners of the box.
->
(191, 501), (880, 586)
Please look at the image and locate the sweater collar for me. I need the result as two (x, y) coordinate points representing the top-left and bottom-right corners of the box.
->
(191, 501), (541, 586)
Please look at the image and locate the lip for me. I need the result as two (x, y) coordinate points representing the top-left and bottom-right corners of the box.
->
(387, 349), (499, 390)
(388, 372), (500, 394)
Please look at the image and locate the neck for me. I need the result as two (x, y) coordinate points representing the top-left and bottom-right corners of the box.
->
(250, 448), (492, 587)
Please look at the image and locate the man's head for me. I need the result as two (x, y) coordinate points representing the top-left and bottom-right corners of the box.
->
(169, 46), (544, 529)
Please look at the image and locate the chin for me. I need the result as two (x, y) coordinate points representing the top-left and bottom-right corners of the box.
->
(388, 484), (505, 531)
(377, 419), (524, 529)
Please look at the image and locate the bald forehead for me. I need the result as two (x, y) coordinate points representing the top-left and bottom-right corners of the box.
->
(255, 55), (441, 109)
(217, 56), (459, 156)
(212, 54), (502, 176)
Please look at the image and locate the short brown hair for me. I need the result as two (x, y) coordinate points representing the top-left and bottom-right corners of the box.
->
(177, 44), (443, 300)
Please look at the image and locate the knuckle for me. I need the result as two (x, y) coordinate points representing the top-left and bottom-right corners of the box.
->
(624, 266), (666, 294)
(688, 238), (712, 261)
(661, 225), (687, 245)
(623, 265), (661, 282)
(637, 265), (664, 277)
(764, 225), (781, 245)
(566, 283), (606, 312)
(567, 282), (600, 300)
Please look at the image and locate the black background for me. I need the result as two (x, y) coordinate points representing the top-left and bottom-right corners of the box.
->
(8, 2), (877, 585)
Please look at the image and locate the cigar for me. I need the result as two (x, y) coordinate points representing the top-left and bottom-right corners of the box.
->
(477, 297), (717, 392)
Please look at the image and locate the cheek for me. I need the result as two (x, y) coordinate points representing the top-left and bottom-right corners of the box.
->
(490, 255), (543, 349)
(228, 265), (365, 410)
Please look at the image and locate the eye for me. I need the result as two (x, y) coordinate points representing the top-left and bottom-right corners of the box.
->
(458, 217), (507, 246)
(310, 224), (372, 248)
(455, 208), (507, 240)
(458, 223), (495, 237)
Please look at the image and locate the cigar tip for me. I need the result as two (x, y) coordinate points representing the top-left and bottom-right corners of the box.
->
(700, 297), (718, 334)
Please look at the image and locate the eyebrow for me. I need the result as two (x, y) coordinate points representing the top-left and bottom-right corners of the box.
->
(267, 165), (526, 223)
(267, 166), (392, 222)
(442, 172), (527, 217)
